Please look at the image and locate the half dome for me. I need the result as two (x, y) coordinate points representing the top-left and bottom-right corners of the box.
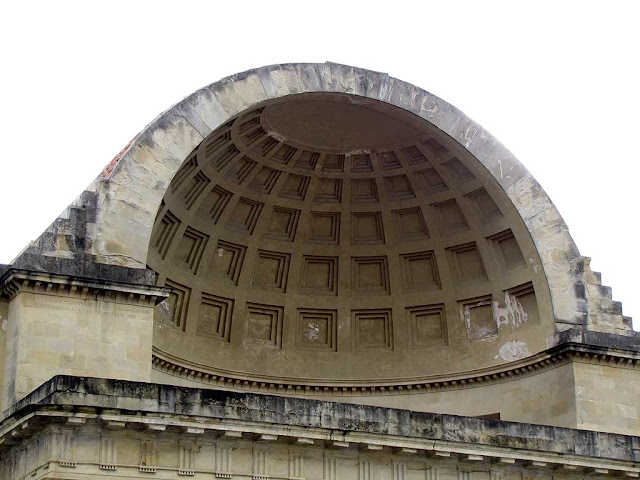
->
(148, 92), (553, 386)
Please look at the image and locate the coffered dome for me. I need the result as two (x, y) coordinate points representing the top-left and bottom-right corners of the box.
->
(148, 92), (553, 387)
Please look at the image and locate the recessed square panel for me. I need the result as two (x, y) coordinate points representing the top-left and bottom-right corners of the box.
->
(393, 207), (429, 242)
(197, 293), (234, 342)
(207, 239), (247, 285)
(270, 144), (297, 164)
(240, 125), (266, 145)
(206, 142), (239, 172)
(384, 174), (415, 201)
(295, 150), (320, 170)
(246, 303), (284, 348)
(238, 116), (260, 135)
(249, 166), (281, 194)
(350, 153), (373, 172)
(314, 178), (343, 203)
(351, 178), (379, 203)
(351, 256), (390, 295)
(400, 251), (441, 292)
(418, 167), (448, 195)
(253, 136), (279, 157)
(447, 242), (488, 283)
(153, 210), (180, 259)
(432, 199), (469, 232)
(279, 173), (310, 201)
(322, 154), (345, 172)
(251, 250), (291, 293)
(266, 206), (300, 242)
(505, 282), (539, 326)
(226, 156), (257, 184)
(297, 309), (337, 351)
(466, 187), (503, 224)
(352, 309), (393, 351)
(402, 145), (429, 165)
(351, 212), (385, 245)
(300, 256), (338, 296)
(378, 151), (402, 170)
(307, 212), (340, 244)
(174, 227), (209, 274)
(407, 304), (447, 348)
(182, 171), (210, 209)
(461, 296), (497, 340)
(226, 197), (264, 234)
(489, 229), (525, 270)
(159, 279), (191, 332)
(197, 185), (232, 224)
(202, 131), (232, 167)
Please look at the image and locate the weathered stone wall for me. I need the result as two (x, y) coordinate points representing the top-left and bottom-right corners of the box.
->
(0, 299), (7, 409)
(574, 361), (640, 435)
(2, 292), (154, 410)
(0, 259), (167, 409)
(3, 295), (20, 413)
(1, 376), (638, 479)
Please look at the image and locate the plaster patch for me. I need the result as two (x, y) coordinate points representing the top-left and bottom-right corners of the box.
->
(495, 341), (531, 361)
(305, 322), (322, 341)
(493, 291), (529, 330)
(464, 299), (498, 340)
(345, 149), (371, 155)
(265, 129), (288, 143)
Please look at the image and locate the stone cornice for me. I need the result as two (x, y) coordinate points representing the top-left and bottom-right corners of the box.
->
(152, 342), (640, 396)
(2, 410), (639, 476)
(0, 267), (169, 305)
(0, 376), (638, 475)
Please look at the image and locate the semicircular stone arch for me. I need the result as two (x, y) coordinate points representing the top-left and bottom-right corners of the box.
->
(22, 63), (630, 390)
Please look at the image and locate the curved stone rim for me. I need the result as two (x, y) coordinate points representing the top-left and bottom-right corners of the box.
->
(151, 343), (640, 395)
(25, 62), (629, 336)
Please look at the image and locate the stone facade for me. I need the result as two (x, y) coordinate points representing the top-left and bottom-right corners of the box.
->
(0, 63), (638, 478)
(1, 377), (639, 479)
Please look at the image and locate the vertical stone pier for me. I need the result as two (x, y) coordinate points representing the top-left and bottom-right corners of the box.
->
(0, 255), (167, 410)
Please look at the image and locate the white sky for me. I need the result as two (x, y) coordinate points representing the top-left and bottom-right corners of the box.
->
(1, 1), (638, 324)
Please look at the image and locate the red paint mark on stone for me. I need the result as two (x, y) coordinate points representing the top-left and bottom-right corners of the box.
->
(100, 135), (138, 179)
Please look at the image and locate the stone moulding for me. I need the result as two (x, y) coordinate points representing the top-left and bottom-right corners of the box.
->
(151, 339), (640, 396)
(0, 376), (638, 477)
(16, 62), (631, 336)
(0, 267), (169, 305)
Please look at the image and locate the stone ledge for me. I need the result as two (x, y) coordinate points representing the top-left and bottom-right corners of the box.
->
(0, 255), (168, 303)
(557, 328), (640, 350)
(9, 253), (157, 286)
(3, 375), (639, 463)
